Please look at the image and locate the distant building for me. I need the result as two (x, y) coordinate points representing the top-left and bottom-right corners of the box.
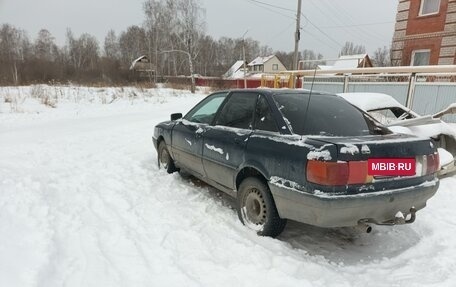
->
(247, 55), (287, 74)
(130, 55), (154, 78)
(392, 0), (456, 66)
(223, 60), (247, 79)
(316, 54), (373, 71)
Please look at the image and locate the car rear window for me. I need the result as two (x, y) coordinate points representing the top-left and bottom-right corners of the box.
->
(274, 93), (388, 136)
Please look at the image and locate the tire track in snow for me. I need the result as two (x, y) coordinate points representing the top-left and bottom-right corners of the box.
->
(2, 96), (456, 286)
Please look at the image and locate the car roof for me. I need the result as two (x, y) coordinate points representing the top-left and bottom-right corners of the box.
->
(222, 88), (330, 97)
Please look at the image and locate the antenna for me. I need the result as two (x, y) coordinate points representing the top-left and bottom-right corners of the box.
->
(302, 66), (318, 133)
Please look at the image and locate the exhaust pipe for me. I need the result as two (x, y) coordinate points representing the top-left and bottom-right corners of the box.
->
(355, 223), (372, 234)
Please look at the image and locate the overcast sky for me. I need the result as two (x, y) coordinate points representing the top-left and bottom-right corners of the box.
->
(0, 0), (397, 59)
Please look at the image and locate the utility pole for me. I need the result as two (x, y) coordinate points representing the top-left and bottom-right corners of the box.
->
(242, 30), (249, 89)
(293, 0), (302, 71)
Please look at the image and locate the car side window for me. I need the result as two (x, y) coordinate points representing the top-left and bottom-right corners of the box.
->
(254, 96), (278, 132)
(215, 92), (257, 129)
(184, 92), (227, 124)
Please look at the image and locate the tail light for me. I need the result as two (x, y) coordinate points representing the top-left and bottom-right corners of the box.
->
(417, 152), (439, 176)
(307, 160), (372, 186)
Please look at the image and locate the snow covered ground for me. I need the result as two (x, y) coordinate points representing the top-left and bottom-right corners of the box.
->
(1, 85), (456, 287)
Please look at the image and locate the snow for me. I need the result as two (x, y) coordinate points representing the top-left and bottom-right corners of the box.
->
(438, 147), (454, 167)
(318, 54), (369, 71)
(405, 121), (456, 139)
(205, 143), (224, 155)
(332, 54), (367, 69)
(2, 85), (456, 286)
(129, 55), (148, 70)
(338, 92), (414, 114)
(223, 60), (245, 79)
(307, 150), (332, 161)
(270, 176), (304, 192)
(361, 144), (371, 154)
(248, 55), (275, 66)
(340, 144), (359, 155)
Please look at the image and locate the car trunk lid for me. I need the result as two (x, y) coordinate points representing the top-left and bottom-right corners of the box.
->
(306, 133), (439, 193)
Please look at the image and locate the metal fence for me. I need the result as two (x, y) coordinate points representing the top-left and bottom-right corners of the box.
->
(303, 73), (456, 122)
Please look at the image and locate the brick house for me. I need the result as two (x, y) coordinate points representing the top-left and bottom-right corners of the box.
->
(392, 0), (456, 66)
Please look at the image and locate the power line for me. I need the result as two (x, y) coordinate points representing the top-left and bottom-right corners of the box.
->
(319, 0), (390, 44)
(320, 21), (394, 29)
(301, 14), (344, 48)
(266, 21), (295, 44)
(244, 0), (295, 19)
(308, 0), (385, 45)
(242, 0), (344, 52)
(302, 29), (342, 51)
(245, 0), (295, 13)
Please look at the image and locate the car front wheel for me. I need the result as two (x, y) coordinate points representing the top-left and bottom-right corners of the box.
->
(237, 177), (287, 237)
(158, 141), (177, 173)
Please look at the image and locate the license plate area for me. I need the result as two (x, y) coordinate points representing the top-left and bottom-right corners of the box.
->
(368, 158), (416, 176)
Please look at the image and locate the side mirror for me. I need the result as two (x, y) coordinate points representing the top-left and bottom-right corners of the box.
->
(171, 113), (183, 121)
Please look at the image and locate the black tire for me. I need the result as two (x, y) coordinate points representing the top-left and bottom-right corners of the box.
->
(237, 177), (287, 237)
(158, 141), (177, 173)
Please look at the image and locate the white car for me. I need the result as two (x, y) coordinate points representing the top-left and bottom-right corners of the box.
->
(338, 92), (456, 177)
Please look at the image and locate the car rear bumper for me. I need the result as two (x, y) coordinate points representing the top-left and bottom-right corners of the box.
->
(269, 179), (439, 227)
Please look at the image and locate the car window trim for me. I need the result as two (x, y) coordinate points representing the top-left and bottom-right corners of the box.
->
(212, 91), (259, 129)
(252, 94), (280, 133)
(183, 91), (228, 123)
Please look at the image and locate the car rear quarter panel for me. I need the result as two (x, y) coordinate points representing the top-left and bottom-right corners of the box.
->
(244, 132), (336, 191)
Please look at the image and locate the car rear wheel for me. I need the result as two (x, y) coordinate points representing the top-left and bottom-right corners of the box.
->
(237, 177), (287, 237)
(158, 141), (177, 173)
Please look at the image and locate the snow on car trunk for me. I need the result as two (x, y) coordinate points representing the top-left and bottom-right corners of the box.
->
(1, 86), (456, 286)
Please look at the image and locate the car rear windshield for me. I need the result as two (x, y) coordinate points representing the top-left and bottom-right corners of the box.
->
(274, 93), (389, 136)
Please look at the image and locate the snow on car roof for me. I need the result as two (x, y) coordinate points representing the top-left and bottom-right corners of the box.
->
(337, 92), (407, 112)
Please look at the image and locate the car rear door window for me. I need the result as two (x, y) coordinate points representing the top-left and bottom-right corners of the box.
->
(254, 95), (278, 132)
(215, 92), (257, 129)
(184, 92), (227, 124)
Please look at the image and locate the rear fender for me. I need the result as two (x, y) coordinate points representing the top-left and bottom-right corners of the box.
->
(235, 160), (270, 189)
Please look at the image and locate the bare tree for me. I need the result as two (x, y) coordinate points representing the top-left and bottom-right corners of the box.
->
(144, 0), (205, 92)
(373, 46), (391, 67)
(104, 30), (120, 59)
(34, 29), (58, 61)
(0, 24), (29, 84)
(119, 25), (147, 67)
(165, 0), (206, 93)
(339, 41), (366, 56)
(300, 49), (325, 69)
(66, 29), (99, 71)
(143, 0), (174, 79)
